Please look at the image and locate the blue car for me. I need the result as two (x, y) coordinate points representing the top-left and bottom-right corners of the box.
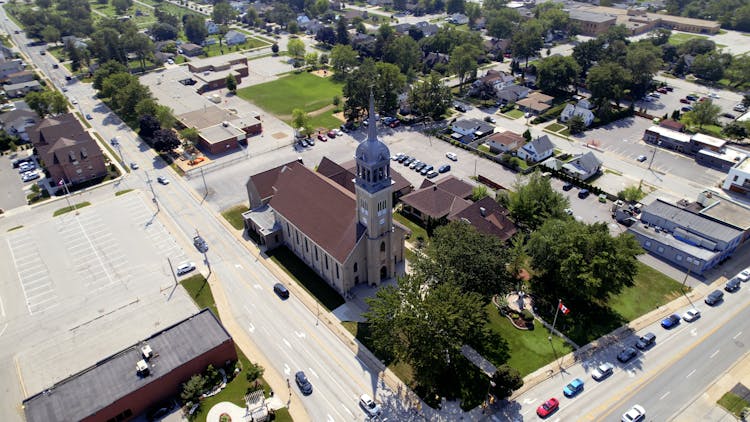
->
(661, 314), (680, 329)
(563, 378), (584, 397)
(438, 164), (451, 173)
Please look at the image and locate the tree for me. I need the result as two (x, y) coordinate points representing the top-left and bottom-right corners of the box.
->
(691, 52), (726, 82)
(723, 121), (750, 140)
(485, 8), (520, 39)
(364, 270), (489, 388)
(586, 62), (631, 108)
(624, 42), (662, 99)
(212, 1), (236, 25)
(150, 22), (178, 41)
(568, 115), (586, 134)
(330, 44), (358, 79)
(523, 129), (531, 142)
(449, 44), (479, 93)
(93, 60), (128, 90)
(180, 374), (206, 404)
(184, 15), (207, 45)
(505, 170), (570, 231)
(526, 219), (643, 320)
(490, 365), (524, 399)
(510, 19), (543, 68)
(286, 38), (305, 62)
(153, 128), (181, 152)
(536, 55), (581, 95)
(384, 35), (421, 80)
(536, 2), (569, 32)
(725, 55), (750, 87)
(271, 42), (279, 55)
(408, 72), (452, 120)
(315, 26), (336, 45)
(112, 0), (132, 14)
(617, 185), (646, 202)
(471, 185), (489, 201)
(465, 2), (481, 27)
(572, 38), (605, 74)
(445, 0), (465, 14)
(225, 74), (237, 93)
(336, 16), (349, 45)
(139, 114), (162, 142)
(41, 25), (60, 44)
(304, 52), (318, 68)
(291, 108), (311, 136)
(26, 90), (67, 117)
(688, 99), (721, 129)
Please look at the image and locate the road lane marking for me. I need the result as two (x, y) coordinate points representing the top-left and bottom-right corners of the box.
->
(295, 330), (306, 338)
(283, 364), (291, 375)
(283, 338), (291, 349)
(686, 369), (696, 378)
(309, 368), (319, 378)
(710, 349), (720, 358)
(691, 328), (697, 336)
(660, 392), (670, 400)
(341, 404), (353, 416)
(247, 323), (255, 333)
(734, 331), (742, 340)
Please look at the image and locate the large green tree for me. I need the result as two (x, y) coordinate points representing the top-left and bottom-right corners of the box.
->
(330, 44), (358, 80)
(286, 38), (306, 62)
(536, 55), (581, 95)
(408, 72), (452, 120)
(343, 59), (405, 119)
(526, 219), (643, 319)
(501, 170), (570, 231)
(384, 35), (421, 80)
(624, 42), (663, 99)
(212, 1), (236, 25)
(449, 43), (480, 93)
(26, 90), (68, 117)
(586, 62), (631, 108)
(184, 15), (208, 45)
(687, 99), (721, 129)
(510, 19), (544, 68)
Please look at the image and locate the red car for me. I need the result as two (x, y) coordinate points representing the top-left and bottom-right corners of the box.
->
(317, 134), (326, 142)
(679, 98), (691, 104)
(536, 398), (559, 418)
(657, 87), (668, 94)
(327, 130), (336, 138)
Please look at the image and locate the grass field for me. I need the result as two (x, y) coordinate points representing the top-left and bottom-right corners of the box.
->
(237, 72), (343, 119)
(180, 274), (219, 317)
(546, 122), (565, 132)
(504, 109), (524, 119)
(718, 391), (750, 417)
(267, 246), (345, 311)
(609, 262), (684, 321)
(308, 111), (344, 130)
(668, 33), (708, 45)
(221, 205), (250, 230)
(393, 212), (429, 246)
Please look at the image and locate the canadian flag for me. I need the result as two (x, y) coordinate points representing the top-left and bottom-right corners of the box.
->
(559, 302), (570, 315)
(58, 179), (65, 186)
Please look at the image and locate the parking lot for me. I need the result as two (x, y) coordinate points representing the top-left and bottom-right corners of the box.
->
(0, 191), (199, 420)
(0, 151), (40, 212)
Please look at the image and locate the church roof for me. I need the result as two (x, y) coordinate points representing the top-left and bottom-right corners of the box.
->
(269, 163), (365, 263)
(318, 157), (411, 195)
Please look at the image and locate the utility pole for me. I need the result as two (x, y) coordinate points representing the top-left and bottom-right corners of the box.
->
(145, 171), (160, 212)
(648, 140), (661, 171)
(200, 168), (208, 197)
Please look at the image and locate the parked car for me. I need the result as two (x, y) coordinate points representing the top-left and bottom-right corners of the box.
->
(404, 157), (415, 166)
(636, 332), (656, 350)
(175, 261), (196, 276)
(722, 113), (736, 119)
(682, 308), (701, 322)
(637, 155), (647, 162)
(686, 95), (698, 101)
(426, 170), (439, 178)
(327, 130), (336, 138)
(295, 371), (313, 395)
(536, 398), (559, 417)
(617, 346), (638, 363)
(446, 152), (458, 161)
(725, 277), (741, 292)
(735, 267), (750, 282)
(578, 189), (590, 199)
(317, 134), (326, 142)
(679, 98), (691, 104)
(621, 404), (646, 422)
(598, 194), (607, 203)
(733, 104), (747, 112)
(308, 137), (315, 146)
(392, 153), (404, 161)
(410, 160), (421, 169)
(562, 182), (574, 191)
(193, 235), (208, 253)
(420, 165), (433, 175)
(661, 314), (680, 329)
(564, 208), (574, 216)
(484, 115), (496, 123)
(273, 283), (289, 299)
(157, 176), (170, 185)
(389, 119), (400, 128)
(705, 289), (724, 306)
(85, 113), (93, 120)
(359, 394), (381, 417)
(563, 378), (584, 397)
(591, 362), (614, 381)
(397, 155), (409, 163)
(438, 164), (451, 173)
(681, 106), (693, 112)
(656, 87), (668, 94)
(130, 162), (139, 170)
(454, 103), (467, 112)
(665, 86), (674, 92)
(648, 92), (660, 98)
(21, 172), (40, 182)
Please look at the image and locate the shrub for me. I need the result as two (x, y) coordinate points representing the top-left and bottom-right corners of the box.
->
(245, 362), (265, 383)
(521, 309), (534, 321)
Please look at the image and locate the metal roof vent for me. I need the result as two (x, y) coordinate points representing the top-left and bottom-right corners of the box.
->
(141, 344), (153, 360)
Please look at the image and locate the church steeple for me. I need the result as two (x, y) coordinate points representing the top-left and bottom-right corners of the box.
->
(354, 91), (391, 194)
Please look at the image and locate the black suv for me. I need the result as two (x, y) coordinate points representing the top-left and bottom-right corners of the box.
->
(725, 278), (741, 293)
(617, 346), (638, 363)
(193, 235), (208, 253)
(635, 332), (656, 350)
(273, 283), (289, 299)
(705, 289), (724, 306)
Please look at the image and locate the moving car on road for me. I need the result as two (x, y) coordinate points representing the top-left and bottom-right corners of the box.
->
(660, 314), (680, 329)
(617, 346), (638, 363)
(359, 394), (381, 417)
(622, 404), (646, 422)
(273, 283), (289, 299)
(193, 235), (208, 253)
(536, 398), (559, 417)
(563, 378), (584, 397)
(683, 308), (701, 322)
(157, 176), (170, 185)
(591, 362), (614, 381)
(295, 371), (313, 395)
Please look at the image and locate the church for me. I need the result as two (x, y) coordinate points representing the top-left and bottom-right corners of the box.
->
(243, 94), (407, 296)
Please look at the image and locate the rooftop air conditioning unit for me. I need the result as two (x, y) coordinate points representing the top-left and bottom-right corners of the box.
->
(141, 344), (153, 360)
(136, 359), (149, 376)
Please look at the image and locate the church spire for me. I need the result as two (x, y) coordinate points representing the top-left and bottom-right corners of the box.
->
(367, 90), (377, 143)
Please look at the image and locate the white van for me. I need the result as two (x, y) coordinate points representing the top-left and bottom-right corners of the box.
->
(176, 262), (196, 276)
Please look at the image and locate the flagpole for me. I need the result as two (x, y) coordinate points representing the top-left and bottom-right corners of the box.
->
(549, 298), (561, 341)
(59, 179), (73, 211)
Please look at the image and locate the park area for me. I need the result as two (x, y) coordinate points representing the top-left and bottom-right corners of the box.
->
(237, 71), (344, 130)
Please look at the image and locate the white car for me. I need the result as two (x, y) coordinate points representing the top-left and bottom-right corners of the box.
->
(21, 171), (40, 182)
(358, 394), (381, 417)
(564, 208), (574, 216)
(735, 268), (750, 282)
(622, 404), (645, 422)
(71, 98), (77, 105)
(176, 261), (196, 276)
(157, 176), (170, 185)
(591, 362), (614, 381)
(708, 92), (720, 99)
(682, 308), (701, 322)
(445, 152), (458, 161)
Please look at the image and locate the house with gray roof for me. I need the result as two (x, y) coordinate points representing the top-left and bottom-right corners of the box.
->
(3, 80), (40, 98)
(451, 118), (494, 140)
(224, 30), (247, 46)
(561, 151), (602, 180)
(517, 135), (554, 163)
(627, 198), (745, 274)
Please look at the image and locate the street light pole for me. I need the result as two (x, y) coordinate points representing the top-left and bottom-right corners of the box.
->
(648, 140), (661, 171)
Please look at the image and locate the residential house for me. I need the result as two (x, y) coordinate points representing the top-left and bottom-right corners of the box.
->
(205, 20), (220, 35)
(517, 135), (554, 163)
(561, 151), (602, 180)
(484, 131), (524, 154)
(399, 176), (474, 225)
(497, 85), (530, 105)
(28, 113), (108, 187)
(351, 33), (377, 57)
(559, 103), (595, 127)
(484, 38), (511, 60)
(448, 197), (517, 242)
(296, 14), (311, 27)
(0, 58), (24, 80)
(0, 107), (39, 142)
(451, 119), (494, 141)
(242, 96), (406, 295)
(627, 197), (745, 275)
(60, 35), (87, 49)
(516, 92), (554, 115)
(4, 70), (35, 85)
(446, 13), (469, 25)
(413, 21), (439, 37)
(423, 52), (450, 71)
(181, 43), (204, 57)
(3, 81), (41, 98)
(224, 30), (247, 46)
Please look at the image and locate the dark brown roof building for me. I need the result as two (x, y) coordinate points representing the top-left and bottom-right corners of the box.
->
(449, 197), (517, 242)
(317, 157), (413, 201)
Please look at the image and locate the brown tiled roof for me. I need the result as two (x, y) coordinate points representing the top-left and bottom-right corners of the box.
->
(248, 161), (302, 203)
(485, 131), (524, 149)
(434, 175), (474, 199)
(449, 197), (517, 242)
(659, 119), (685, 132)
(29, 113), (98, 163)
(269, 163), (364, 263)
(400, 184), (472, 220)
(318, 157), (413, 195)
(340, 159), (412, 194)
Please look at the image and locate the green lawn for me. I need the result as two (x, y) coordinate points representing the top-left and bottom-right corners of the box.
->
(237, 72), (343, 118)
(200, 36), (271, 57)
(546, 122), (565, 132)
(609, 262), (684, 321)
(718, 392), (750, 417)
(115, 189), (134, 196)
(668, 33), (707, 45)
(308, 111), (343, 130)
(509, 156), (529, 170)
(393, 212), (428, 246)
(181, 274), (219, 317)
(483, 304), (573, 377)
(267, 246), (345, 311)
(477, 143), (491, 153)
(504, 109), (524, 119)
(53, 202), (91, 216)
(221, 205), (250, 230)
